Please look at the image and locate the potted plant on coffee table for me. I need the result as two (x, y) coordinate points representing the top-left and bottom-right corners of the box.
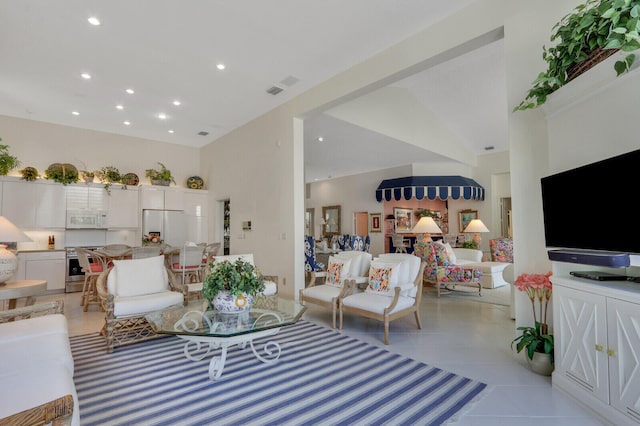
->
(203, 259), (265, 313)
(511, 271), (554, 375)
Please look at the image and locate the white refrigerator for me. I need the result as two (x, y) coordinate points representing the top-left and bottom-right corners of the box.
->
(142, 210), (187, 247)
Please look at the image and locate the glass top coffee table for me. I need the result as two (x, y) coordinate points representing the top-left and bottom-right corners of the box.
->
(146, 297), (306, 380)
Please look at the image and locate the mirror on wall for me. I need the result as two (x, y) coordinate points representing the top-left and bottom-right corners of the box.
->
(322, 205), (341, 236)
(305, 208), (315, 237)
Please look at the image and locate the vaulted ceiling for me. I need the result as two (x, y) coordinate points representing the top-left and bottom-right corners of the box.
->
(0, 1), (506, 183)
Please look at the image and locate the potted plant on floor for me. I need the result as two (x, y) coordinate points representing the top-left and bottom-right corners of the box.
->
(515, 0), (640, 111)
(145, 162), (175, 186)
(203, 259), (265, 312)
(511, 271), (554, 375)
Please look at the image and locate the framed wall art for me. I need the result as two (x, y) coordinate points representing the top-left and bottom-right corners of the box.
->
(394, 207), (414, 233)
(369, 213), (382, 233)
(458, 209), (478, 233)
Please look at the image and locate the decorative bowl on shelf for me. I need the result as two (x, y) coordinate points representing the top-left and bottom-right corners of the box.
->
(187, 176), (204, 189)
(123, 173), (139, 186)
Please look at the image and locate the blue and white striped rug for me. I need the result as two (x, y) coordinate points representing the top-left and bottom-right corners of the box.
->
(71, 320), (488, 425)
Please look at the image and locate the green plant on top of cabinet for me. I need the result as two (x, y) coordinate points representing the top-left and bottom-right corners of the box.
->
(20, 167), (39, 181)
(44, 163), (79, 185)
(96, 166), (123, 194)
(0, 143), (20, 176)
(145, 162), (175, 186)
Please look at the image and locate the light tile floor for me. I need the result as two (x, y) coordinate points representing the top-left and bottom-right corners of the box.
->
(38, 288), (603, 425)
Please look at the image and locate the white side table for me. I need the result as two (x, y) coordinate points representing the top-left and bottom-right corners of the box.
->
(0, 280), (47, 310)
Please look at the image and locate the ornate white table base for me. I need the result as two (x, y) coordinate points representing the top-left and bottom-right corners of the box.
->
(174, 310), (283, 380)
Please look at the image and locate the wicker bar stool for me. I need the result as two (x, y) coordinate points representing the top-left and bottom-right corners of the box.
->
(77, 248), (106, 312)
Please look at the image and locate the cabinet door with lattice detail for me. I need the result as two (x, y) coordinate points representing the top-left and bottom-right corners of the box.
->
(607, 298), (640, 423)
(554, 285), (609, 404)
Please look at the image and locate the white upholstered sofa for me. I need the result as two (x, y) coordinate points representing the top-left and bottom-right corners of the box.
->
(0, 300), (78, 425)
(451, 246), (509, 289)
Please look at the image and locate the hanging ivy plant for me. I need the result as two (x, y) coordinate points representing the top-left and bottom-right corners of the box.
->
(515, 0), (640, 111)
(20, 166), (39, 181)
(97, 166), (123, 194)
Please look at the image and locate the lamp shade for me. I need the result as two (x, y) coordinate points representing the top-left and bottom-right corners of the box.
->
(412, 216), (443, 234)
(463, 219), (489, 233)
(0, 216), (32, 284)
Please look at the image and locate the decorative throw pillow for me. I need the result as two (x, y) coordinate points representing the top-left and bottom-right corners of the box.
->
(325, 256), (352, 287)
(443, 242), (457, 264)
(110, 255), (169, 297)
(365, 261), (400, 295)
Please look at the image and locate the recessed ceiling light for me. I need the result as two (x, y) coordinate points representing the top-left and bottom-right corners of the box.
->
(157, 113), (167, 120)
(123, 121), (131, 126)
(168, 130), (175, 134)
(87, 17), (101, 26)
(126, 88), (135, 94)
(81, 73), (91, 80)
(317, 137), (324, 142)
(216, 63), (226, 70)
(72, 111), (80, 116)
(172, 100), (181, 106)
(116, 104), (124, 110)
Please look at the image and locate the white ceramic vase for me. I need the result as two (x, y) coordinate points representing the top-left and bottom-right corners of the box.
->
(212, 290), (254, 313)
(526, 351), (554, 376)
(0, 244), (18, 284)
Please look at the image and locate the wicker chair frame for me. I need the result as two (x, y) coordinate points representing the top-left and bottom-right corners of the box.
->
(96, 266), (184, 353)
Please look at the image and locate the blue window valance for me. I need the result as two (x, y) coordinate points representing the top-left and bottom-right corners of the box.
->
(375, 176), (485, 202)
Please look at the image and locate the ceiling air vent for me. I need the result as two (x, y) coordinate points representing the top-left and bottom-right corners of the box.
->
(198, 131), (209, 136)
(266, 86), (284, 95)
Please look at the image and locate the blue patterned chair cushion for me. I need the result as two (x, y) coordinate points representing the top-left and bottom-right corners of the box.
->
(304, 235), (325, 272)
(337, 234), (351, 250)
(350, 235), (365, 251)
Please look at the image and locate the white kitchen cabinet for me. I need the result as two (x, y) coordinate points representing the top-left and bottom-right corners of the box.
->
(553, 276), (640, 425)
(183, 190), (208, 217)
(15, 251), (66, 291)
(66, 184), (107, 211)
(107, 186), (139, 228)
(140, 186), (184, 210)
(1, 180), (66, 228)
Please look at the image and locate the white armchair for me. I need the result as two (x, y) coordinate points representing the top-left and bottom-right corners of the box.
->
(339, 253), (425, 345)
(299, 251), (372, 328)
(97, 255), (184, 353)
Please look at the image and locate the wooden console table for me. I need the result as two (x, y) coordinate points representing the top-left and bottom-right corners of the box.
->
(0, 280), (47, 310)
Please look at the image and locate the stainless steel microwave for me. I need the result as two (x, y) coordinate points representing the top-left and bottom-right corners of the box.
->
(66, 210), (108, 229)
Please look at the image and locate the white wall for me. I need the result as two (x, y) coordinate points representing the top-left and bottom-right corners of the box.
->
(2, 115), (200, 187)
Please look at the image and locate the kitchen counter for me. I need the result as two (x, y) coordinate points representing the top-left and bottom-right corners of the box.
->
(17, 249), (66, 253)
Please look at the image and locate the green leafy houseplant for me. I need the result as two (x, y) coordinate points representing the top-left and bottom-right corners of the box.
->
(0, 143), (20, 176)
(145, 162), (175, 185)
(203, 259), (265, 299)
(97, 166), (122, 194)
(44, 163), (79, 185)
(20, 166), (39, 181)
(460, 240), (477, 249)
(511, 272), (554, 363)
(515, 0), (640, 111)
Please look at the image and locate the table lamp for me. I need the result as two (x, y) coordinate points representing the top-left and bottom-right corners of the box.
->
(0, 216), (33, 284)
(463, 219), (490, 248)
(411, 216), (442, 243)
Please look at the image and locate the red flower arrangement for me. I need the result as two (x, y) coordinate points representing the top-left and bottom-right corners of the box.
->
(511, 272), (554, 362)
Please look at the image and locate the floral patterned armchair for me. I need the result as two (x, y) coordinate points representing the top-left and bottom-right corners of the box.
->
(413, 241), (482, 297)
(489, 237), (513, 263)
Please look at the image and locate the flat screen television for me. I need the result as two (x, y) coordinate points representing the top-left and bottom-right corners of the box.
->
(541, 149), (640, 257)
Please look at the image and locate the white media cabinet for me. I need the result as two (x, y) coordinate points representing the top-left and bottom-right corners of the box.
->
(552, 270), (640, 425)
